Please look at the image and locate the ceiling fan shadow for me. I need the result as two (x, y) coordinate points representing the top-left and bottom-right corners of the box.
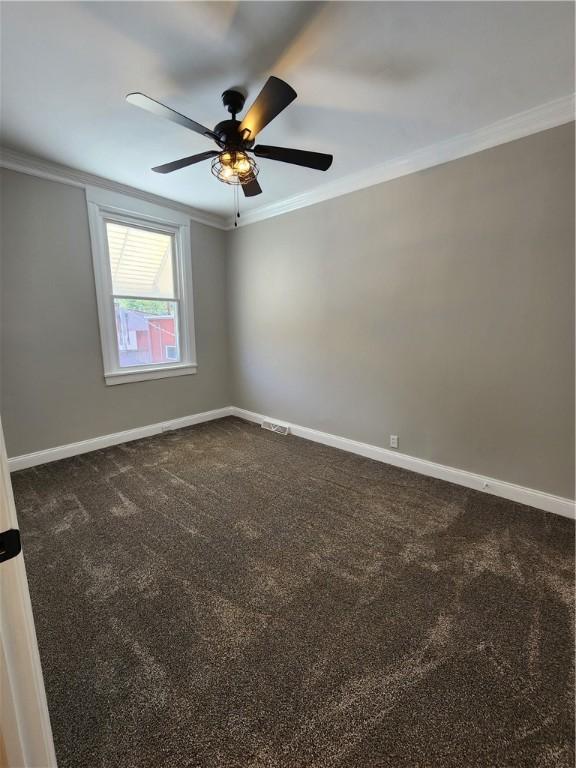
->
(168, 1), (328, 95)
(77, 2), (238, 90)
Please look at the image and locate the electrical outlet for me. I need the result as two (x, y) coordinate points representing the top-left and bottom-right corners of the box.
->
(390, 435), (399, 449)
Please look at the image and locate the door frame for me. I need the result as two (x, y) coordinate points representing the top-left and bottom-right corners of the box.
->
(0, 417), (57, 767)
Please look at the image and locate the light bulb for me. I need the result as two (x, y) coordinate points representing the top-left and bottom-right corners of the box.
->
(212, 150), (258, 185)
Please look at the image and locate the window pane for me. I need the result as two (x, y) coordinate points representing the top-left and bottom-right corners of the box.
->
(114, 298), (180, 368)
(106, 222), (175, 298)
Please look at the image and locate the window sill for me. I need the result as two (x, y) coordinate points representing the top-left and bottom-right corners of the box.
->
(104, 363), (198, 386)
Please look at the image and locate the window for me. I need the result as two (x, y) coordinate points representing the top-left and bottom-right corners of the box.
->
(86, 187), (196, 385)
(165, 345), (178, 361)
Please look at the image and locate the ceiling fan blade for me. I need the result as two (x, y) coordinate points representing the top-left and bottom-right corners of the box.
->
(152, 151), (219, 174)
(239, 77), (297, 139)
(242, 177), (263, 197)
(253, 144), (333, 171)
(126, 92), (218, 141)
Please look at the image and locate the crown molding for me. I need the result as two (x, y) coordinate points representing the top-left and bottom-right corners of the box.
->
(0, 147), (228, 230)
(2, 94), (573, 233)
(228, 93), (575, 229)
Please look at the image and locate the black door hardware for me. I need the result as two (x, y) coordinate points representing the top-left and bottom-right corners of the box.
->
(0, 529), (21, 563)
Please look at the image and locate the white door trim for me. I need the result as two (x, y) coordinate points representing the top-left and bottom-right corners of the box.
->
(0, 418), (57, 767)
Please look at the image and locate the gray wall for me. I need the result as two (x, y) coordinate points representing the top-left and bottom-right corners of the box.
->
(0, 169), (230, 457)
(228, 123), (575, 499)
(2, 125), (574, 499)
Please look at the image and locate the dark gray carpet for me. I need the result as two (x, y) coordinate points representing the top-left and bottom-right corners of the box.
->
(13, 416), (575, 768)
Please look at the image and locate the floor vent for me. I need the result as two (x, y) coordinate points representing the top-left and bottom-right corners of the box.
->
(261, 420), (290, 436)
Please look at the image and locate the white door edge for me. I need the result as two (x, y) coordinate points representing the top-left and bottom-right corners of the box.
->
(0, 418), (57, 767)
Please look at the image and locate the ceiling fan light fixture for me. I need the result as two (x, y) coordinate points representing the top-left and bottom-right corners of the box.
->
(211, 150), (259, 186)
(128, 77), (333, 200)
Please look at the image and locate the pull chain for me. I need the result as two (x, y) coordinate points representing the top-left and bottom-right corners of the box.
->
(234, 185), (241, 228)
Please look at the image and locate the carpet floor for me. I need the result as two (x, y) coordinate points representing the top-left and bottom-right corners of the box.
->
(13, 416), (574, 768)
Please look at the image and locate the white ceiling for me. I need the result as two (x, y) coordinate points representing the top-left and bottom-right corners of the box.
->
(1, 2), (574, 218)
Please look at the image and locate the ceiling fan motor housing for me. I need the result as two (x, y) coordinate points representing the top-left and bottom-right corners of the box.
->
(213, 119), (254, 150)
(216, 89), (254, 149)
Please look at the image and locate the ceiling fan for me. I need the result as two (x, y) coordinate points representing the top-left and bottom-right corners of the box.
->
(126, 76), (333, 198)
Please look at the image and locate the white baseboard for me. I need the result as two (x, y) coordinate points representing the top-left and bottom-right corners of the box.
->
(8, 404), (574, 519)
(231, 407), (575, 520)
(7, 407), (234, 472)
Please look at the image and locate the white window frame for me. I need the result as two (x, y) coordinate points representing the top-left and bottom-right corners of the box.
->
(86, 186), (197, 386)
